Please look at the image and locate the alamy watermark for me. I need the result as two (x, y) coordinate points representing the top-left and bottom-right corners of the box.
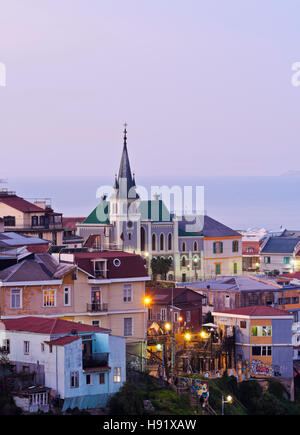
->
(291, 62), (300, 87)
(95, 179), (205, 233)
(0, 62), (6, 87)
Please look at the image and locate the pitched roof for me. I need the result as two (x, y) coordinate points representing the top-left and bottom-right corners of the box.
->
(74, 251), (148, 279)
(261, 237), (300, 254)
(62, 217), (86, 230)
(0, 316), (110, 334)
(0, 253), (75, 282)
(0, 194), (46, 213)
(45, 335), (81, 346)
(213, 305), (292, 317)
(83, 199), (110, 225)
(0, 232), (50, 248)
(146, 287), (204, 305)
(179, 275), (282, 292)
(242, 241), (261, 256)
(178, 215), (241, 238)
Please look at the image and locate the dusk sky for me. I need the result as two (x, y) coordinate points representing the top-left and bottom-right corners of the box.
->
(1, 0), (300, 179)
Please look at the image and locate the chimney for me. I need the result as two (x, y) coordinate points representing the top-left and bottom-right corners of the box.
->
(0, 218), (4, 233)
(34, 201), (46, 209)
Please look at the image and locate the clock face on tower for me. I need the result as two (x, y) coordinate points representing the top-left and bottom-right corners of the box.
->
(127, 220), (133, 229)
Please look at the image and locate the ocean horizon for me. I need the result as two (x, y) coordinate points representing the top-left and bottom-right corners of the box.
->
(4, 175), (300, 231)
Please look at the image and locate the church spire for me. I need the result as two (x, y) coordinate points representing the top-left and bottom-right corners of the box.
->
(116, 123), (139, 199)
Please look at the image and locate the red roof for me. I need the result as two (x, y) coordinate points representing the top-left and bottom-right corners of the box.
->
(0, 195), (46, 213)
(0, 316), (110, 334)
(62, 217), (86, 230)
(75, 251), (148, 279)
(45, 336), (81, 346)
(242, 241), (261, 256)
(278, 271), (300, 280)
(213, 305), (292, 317)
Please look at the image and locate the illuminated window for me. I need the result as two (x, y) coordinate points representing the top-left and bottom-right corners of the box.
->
(113, 367), (121, 383)
(43, 289), (56, 307)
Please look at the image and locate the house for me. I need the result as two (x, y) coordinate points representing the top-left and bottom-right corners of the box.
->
(178, 275), (283, 313)
(62, 217), (85, 249)
(260, 237), (300, 275)
(213, 306), (294, 400)
(76, 126), (242, 281)
(0, 316), (126, 411)
(242, 241), (261, 273)
(0, 189), (64, 245)
(0, 250), (150, 360)
(145, 287), (204, 332)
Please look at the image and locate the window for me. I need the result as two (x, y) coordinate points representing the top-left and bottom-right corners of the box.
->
(99, 373), (105, 384)
(24, 341), (30, 355)
(64, 286), (71, 306)
(233, 262), (238, 274)
(161, 308), (167, 321)
(261, 346), (272, 356)
(152, 234), (156, 251)
(168, 233), (172, 251)
(247, 247), (254, 253)
(251, 326), (272, 337)
(113, 367), (121, 383)
(240, 321), (246, 329)
(3, 216), (15, 226)
(49, 345), (53, 353)
(193, 241), (198, 252)
(11, 288), (22, 309)
(264, 257), (271, 264)
(148, 308), (153, 321)
(92, 320), (100, 327)
(232, 240), (239, 252)
(86, 374), (91, 385)
(39, 215), (45, 226)
(225, 295), (230, 308)
(123, 284), (132, 303)
(292, 297), (299, 304)
(284, 257), (290, 265)
(186, 311), (191, 322)
(43, 289), (56, 307)
(124, 318), (133, 336)
(174, 312), (179, 322)
(182, 242), (186, 252)
(213, 242), (223, 254)
(31, 216), (39, 227)
(182, 256), (186, 267)
(128, 232), (132, 241)
(215, 263), (221, 275)
(252, 346), (261, 356)
(113, 258), (121, 267)
(160, 234), (164, 251)
(41, 343), (45, 352)
(70, 371), (79, 388)
(3, 339), (10, 354)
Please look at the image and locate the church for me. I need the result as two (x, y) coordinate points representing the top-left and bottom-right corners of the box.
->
(77, 126), (242, 282)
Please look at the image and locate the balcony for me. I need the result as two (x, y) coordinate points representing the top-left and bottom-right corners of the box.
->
(86, 303), (108, 312)
(82, 352), (109, 370)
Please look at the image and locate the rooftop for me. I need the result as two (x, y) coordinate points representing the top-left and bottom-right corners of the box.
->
(260, 237), (300, 254)
(213, 305), (293, 318)
(0, 316), (110, 335)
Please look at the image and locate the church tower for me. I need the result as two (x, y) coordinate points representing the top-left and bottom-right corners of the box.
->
(110, 124), (141, 252)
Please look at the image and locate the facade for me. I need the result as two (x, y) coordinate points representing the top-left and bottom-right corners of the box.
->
(260, 237), (300, 275)
(213, 306), (294, 399)
(0, 190), (64, 245)
(0, 251), (149, 356)
(77, 126), (242, 282)
(177, 275), (282, 313)
(62, 217), (85, 249)
(0, 316), (126, 411)
(145, 287), (203, 332)
(242, 241), (261, 273)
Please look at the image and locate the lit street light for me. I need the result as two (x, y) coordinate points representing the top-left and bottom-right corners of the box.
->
(221, 395), (233, 415)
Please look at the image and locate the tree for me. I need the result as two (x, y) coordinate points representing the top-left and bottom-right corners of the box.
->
(151, 257), (172, 280)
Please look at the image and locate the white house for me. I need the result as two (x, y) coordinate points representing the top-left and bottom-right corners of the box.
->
(0, 316), (126, 412)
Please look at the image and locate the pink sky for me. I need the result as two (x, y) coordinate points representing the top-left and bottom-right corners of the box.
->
(0, 0), (300, 178)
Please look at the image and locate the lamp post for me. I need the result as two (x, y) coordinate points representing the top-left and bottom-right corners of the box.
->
(143, 296), (152, 371)
(184, 332), (192, 373)
(221, 395), (233, 415)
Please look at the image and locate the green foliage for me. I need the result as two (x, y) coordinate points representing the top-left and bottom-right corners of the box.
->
(151, 258), (172, 280)
(203, 311), (214, 324)
(108, 383), (145, 415)
(238, 380), (263, 413)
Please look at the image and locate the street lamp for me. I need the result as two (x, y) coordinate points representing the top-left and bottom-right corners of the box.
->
(184, 332), (192, 373)
(143, 296), (152, 372)
(221, 395), (233, 415)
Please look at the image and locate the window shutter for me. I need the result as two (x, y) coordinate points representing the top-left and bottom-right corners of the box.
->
(213, 242), (216, 254)
(220, 242), (223, 253)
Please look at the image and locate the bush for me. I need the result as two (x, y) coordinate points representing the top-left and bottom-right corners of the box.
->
(238, 380), (263, 413)
(108, 383), (145, 415)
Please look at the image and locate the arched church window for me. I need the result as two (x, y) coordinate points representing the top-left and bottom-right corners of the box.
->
(168, 233), (172, 251)
(152, 234), (156, 251)
(182, 242), (186, 252)
(160, 234), (164, 251)
(194, 241), (198, 252)
(182, 256), (186, 267)
(141, 227), (146, 252)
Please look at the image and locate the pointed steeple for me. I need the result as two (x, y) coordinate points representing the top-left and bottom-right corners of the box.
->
(115, 123), (139, 199)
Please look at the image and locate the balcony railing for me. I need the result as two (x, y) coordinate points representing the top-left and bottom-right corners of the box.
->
(82, 352), (109, 369)
(86, 303), (108, 312)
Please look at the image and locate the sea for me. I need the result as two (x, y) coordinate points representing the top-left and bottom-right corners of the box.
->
(5, 175), (300, 231)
